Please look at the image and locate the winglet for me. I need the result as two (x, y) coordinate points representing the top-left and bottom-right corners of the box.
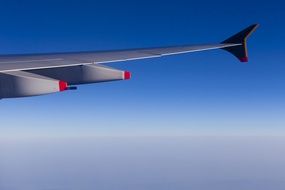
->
(222, 24), (259, 63)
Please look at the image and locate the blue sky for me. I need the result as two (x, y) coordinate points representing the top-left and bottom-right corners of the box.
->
(0, 0), (285, 138)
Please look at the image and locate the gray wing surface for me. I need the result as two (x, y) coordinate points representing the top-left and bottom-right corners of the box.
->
(0, 43), (239, 72)
(0, 24), (259, 73)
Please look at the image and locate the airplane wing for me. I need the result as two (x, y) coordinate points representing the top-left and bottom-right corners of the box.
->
(0, 43), (242, 72)
(0, 24), (258, 72)
(0, 24), (259, 98)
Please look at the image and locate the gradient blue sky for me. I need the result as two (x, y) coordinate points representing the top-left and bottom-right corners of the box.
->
(0, 0), (284, 138)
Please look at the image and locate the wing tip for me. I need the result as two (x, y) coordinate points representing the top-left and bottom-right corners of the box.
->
(223, 24), (259, 63)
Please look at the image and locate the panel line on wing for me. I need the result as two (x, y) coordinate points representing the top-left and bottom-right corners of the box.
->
(0, 58), (64, 64)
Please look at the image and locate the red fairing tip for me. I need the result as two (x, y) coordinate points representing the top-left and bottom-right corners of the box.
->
(124, 71), (131, 80)
(59, 81), (68, 91)
(240, 57), (249, 63)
